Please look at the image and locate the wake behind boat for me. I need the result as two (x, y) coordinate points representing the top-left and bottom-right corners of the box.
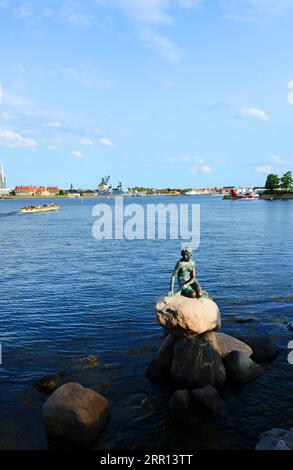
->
(20, 203), (60, 214)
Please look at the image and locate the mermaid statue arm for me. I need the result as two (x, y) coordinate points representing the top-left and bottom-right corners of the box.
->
(167, 261), (181, 296)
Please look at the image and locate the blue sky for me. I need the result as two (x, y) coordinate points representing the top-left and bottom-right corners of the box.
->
(0, 0), (293, 189)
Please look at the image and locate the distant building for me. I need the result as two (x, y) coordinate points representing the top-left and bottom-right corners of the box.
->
(220, 186), (235, 194)
(15, 186), (59, 196)
(0, 162), (6, 189)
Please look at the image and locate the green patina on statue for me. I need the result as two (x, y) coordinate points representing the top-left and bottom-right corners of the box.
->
(168, 248), (204, 298)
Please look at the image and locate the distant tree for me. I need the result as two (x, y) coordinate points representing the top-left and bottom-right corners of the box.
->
(280, 171), (293, 191)
(58, 189), (65, 196)
(265, 174), (280, 191)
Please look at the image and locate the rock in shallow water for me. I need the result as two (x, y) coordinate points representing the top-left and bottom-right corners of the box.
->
(170, 334), (226, 388)
(191, 385), (227, 416)
(255, 428), (289, 450)
(168, 390), (190, 411)
(156, 296), (221, 337)
(225, 351), (263, 385)
(237, 336), (279, 362)
(42, 382), (109, 446)
(33, 370), (70, 393)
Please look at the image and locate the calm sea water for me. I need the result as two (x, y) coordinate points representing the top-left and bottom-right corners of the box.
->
(0, 196), (292, 450)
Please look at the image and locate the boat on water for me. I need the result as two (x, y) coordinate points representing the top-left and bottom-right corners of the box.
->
(223, 189), (259, 200)
(20, 203), (60, 214)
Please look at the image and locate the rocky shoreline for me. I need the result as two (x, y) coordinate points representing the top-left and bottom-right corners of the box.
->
(25, 294), (291, 450)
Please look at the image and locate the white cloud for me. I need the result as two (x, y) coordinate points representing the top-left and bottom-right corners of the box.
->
(220, 0), (293, 21)
(140, 28), (181, 62)
(202, 165), (212, 173)
(242, 107), (269, 121)
(191, 165), (212, 174)
(62, 65), (111, 88)
(80, 137), (94, 146)
(3, 91), (33, 109)
(97, 0), (173, 25)
(221, 0), (293, 21)
(48, 145), (57, 150)
(256, 165), (273, 174)
(0, 111), (14, 120)
(43, 121), (62, 129)
(59, 4), (92, 26)
(97, 0), (202, 24)
(0, 129), (38, 150)
(96, 0), (201, 61)
(288, 80), (293, 105)
(99, 138), (114, 147)
(271, 155), (283, 165)
(0, 1), (92, 26)
(167, 156), (204, 164)
(72, 150), (83, 158)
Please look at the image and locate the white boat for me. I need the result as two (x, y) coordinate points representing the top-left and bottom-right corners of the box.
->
(184, 190), (206, 196)
(20, 203), (60, 214)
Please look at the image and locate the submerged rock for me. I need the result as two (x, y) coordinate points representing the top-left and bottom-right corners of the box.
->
(237, 336), (279, 362)
(235, 317), (255, 324)
(170, 334), (226, 389)
(156, 296), (221, 337)
(225, 351), (263, 384)
(146, 335), (177, 380)
(191, 385), (227, 417)
(33, 371), (70, 393)
(168, 390), (190, 411)
(42, 382), (109, 447)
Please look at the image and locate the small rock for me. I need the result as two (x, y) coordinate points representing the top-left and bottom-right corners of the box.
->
(170, 334), (226, 388)
(274, 439), (290, 450)
(168, 390), (190, 411)
(42, 382), (109, 446)
(255, 428), (287, 450)
(156, 296), (221, 337)
(33, 371), (68, 393)
(235, 317), (255, 324)
(225, 351), (263, 385)
(237, 336), (279, 362)
(146, 335), (177, 380)
(191, 385), (227, 416)
(284, 429), (293, 449)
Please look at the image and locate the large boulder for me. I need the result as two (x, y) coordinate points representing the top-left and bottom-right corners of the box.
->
(42, 383), (109, 446)
(156, 296), (221, 337)
(191, 385), (227, 417)
(170, 334), (226, 389)
(146, 335), (177, 380)
(168, 390), (190, 411)
(212, 332), (252, 358)
(225, 351), (263, 385)
(237, 336), (279, 362)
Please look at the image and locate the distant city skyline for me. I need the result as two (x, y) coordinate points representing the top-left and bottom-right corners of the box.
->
(0, 1), (293, 188)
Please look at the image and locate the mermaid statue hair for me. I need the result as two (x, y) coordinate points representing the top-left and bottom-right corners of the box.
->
(181, 247), (193, 258)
